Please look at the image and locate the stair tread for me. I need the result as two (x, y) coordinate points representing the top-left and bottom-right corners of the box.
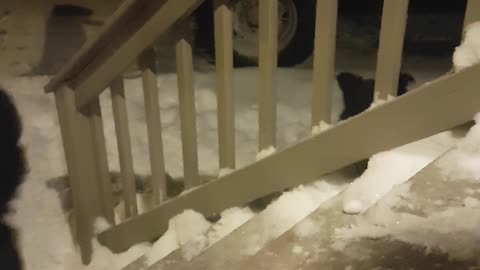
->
(141, 126), (467, 270)
(101, 64), (480, 252)
(121, 168), (358, 270)
(230, 145), (480, 269)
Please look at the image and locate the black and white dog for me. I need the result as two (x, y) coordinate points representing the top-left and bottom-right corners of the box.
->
(337, 72), (415, 120)
(335, 72), (415, 173)
(0, 88), (26, 270)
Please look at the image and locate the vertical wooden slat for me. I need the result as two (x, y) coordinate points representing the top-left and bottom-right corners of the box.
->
(374, 0), (409, 100)
(139, 48), (168, 204)
(257, 0), (278, 151)
(54, 85), (105, 264)
(464, 0), (480, 29)
(214, 0), (236, 170)
(175, 21), (200, 188)
(88, 98), (115, 224)
(110, 78), (138, 218)
(311, 0), (338, 126)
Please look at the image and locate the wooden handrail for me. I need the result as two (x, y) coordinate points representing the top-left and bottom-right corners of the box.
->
(45, 0), (142, 93)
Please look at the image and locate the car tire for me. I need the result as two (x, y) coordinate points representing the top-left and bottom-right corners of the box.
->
(194, 0), (316, 67)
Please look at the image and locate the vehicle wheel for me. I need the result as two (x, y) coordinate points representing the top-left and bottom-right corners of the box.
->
(194, 0), (316, 67)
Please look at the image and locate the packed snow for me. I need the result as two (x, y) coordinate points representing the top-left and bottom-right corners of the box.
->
(436, 113), (480, 182)
(255, 146), (277, 161)
(145, 207), (255, 265)
(311, 121), (331, 136)
(217, 167), (234, 177)
(146, 209), (211, 264)
(453, 21), (480, 72)
(240, 172), (352, 256)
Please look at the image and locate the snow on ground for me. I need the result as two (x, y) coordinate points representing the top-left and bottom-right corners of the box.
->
(1, 46), (453, 269)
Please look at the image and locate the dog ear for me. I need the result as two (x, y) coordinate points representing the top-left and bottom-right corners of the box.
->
(336, 72), (365, 95)
(397, 72), (416, 96)
(337, 73), (376, 120)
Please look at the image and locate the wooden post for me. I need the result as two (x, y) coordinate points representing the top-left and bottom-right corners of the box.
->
(110, 78), (138, 218)
(464, 0), (480, 29)
(214, 0), (236, 170)
(257, 0), (278, 151)
(54, 85), (107, 263)
(374, 0), (409, 100)
(311, 0), (338, 127)
(88, 98), (115, 224)
(176, 21), (201, 188)
(139, 48), (168, 204)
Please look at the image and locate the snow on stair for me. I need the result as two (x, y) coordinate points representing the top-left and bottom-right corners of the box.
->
(128, 168), (357, 270)
(220, 122), (480, 269)
(125, 117), (472, 270)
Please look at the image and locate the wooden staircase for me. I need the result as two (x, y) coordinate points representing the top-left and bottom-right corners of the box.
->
(125, 124), (479, 270)
(99, 64), (480, 252)
(44, 0), (480, 266)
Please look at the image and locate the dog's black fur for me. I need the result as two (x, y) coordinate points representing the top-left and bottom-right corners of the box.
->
(337, 72), (415, 120)
(336, 72), (415, 174)
(0, 88), (26, 270)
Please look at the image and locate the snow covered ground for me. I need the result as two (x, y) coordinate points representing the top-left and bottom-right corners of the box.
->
(0, 43), (456, 270)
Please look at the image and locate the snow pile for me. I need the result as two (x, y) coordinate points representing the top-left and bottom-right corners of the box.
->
(241, 171), (352, 255)
(93, 217), (112, 235)
(342, 130), (458, 215)
(218, 167), (234, 177)
(453, 21), (480, 72)
(146, 210), (211, 265)
(265, 180), (345, 236)
(437, 113), (480, 182)
(146, 207), (254, 265)
(311, 121), (332, 136)
(255, 146), (276, 161)
(114, 193), (156, 223)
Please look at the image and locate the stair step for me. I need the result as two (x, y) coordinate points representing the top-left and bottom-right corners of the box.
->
(127, 125), (469, 269)
(120, 167), (359, 270)
(228, 142), (480, 269)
